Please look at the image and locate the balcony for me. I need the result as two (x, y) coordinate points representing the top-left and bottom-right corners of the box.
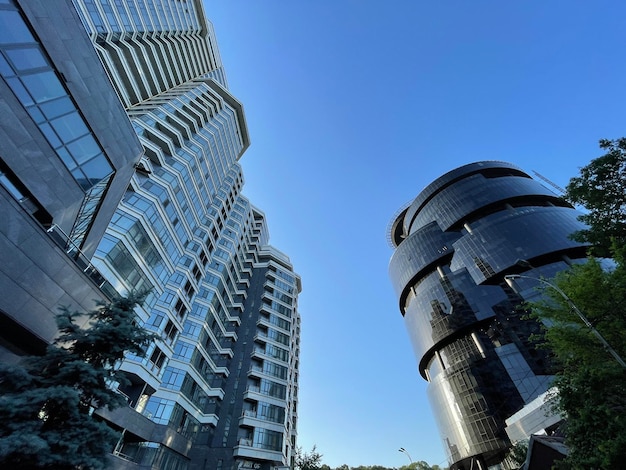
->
(251, 347), (266, 360)
(248, 364), (264, 379)
(234, 438), (285, 462)
(254, 332), (268, 345)
(257, 316), (273, 330)
(239, 411), (285, 433)
(243, 385), (262, 403)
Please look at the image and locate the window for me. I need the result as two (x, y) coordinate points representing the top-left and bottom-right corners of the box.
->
(258, 402), (285, 424)
(5, 46), (46, 72)
(192, 264), (202, 281)
(173, 341), (194, 360)
(260, 379), (286, 399)
(147, 313), (165, 330)
(184, 280), (195, 299)
(0, 158), (52, 226)
(149, 347), (166, 372)
(163, 320), (178, 343)
(253, 428), (282, 452)
(175, 298), (187, 319)
(162, 367), (186, 390)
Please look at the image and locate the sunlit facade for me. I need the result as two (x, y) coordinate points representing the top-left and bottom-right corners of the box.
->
(388, 161), (588, 470)
(69, 1), (302, 469)
(0, 1), (300, 469)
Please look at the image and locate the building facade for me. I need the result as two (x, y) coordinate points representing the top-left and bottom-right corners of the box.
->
(1, 1), (301, 470)
(0, 0), (142, 361)
(388, 162), (588, 470)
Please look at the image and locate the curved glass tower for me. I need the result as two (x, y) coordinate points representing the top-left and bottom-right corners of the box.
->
(388, 161), (588, 470)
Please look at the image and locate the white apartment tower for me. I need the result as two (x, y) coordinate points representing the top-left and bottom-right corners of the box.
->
(67, 1), (302, 469)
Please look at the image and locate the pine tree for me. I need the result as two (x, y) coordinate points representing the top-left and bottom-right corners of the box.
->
(0, 293), (155, 469)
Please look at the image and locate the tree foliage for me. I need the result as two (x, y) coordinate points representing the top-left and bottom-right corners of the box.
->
(0, 293), (155, 469)
(528, 253), (626, 469)
(300, 446), (446, 470)
(295, 445), (324, 470)
(565, 138), (626, 257)
(334, 465), (444, 470)
(527, 143), (626, 468)
(398, 461), (444, 470)
(504, 440), (528, 467)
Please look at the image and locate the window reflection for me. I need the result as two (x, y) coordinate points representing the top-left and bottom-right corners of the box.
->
(5, 46), (45, 71)
(0, 1), (115, 250)
(0, 10), (33, 44)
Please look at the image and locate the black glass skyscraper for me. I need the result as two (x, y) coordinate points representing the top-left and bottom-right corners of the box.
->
(388, 161), (588, 470)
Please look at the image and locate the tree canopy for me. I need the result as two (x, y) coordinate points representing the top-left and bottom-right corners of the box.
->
(528, 249), (626, 468)
(527, 140), (626, 467)
(296, 446), (446, 470)
(295, 445), (324, 470)
(565, 138), (626, 257)
(0, 293), (155, 469)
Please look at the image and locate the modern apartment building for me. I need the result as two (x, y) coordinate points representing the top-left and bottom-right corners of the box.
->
(388, 162), (588, 470)
(1, 1), (301, 470)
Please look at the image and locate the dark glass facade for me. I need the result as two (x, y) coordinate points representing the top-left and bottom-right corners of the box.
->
(0, 0), (141, 361)
(388, 161), (589, 469)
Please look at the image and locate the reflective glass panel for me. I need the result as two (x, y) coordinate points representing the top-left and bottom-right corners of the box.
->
(81, 155), (113, 181)
(26, 105), (45, 124)
(0, 53), (11, 75)
(67, 135), (100, 164)
(5, 76), (33, 105)
(50, 111), (88, 142)
(56, 147), (76, 170)
(0, 10), (34, 44)
(21, 71), (65, 103)
(5, 46), (46, 71)
(40, 96), (74, 119)
(38, 122), (61, 148)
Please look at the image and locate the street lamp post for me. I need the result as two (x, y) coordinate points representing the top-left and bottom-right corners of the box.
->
(504, 273), (626, 369)
(398, 447), (413, 465)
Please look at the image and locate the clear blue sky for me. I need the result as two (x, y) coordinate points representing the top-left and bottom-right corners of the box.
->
(205, 1), (626, 468)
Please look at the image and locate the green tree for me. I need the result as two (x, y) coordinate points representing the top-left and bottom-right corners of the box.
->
(565, 138), (626, 257)
(0, 293), (155, 469)
(528, 253), (626, 469)
(505, 440), (528, 467)
(295, 445), (324, 470)
(399, 461), (444, 470)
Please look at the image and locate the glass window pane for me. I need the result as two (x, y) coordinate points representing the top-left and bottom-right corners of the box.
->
(26, 106), (45, 124)
(71, 168), (90, 190)
(5, 76), (33, 106)
(56, 147), (77, 170)
(67, 134), (100, 164)
(38, 122), (61, 148)
(50, 111), (88, 143)
(0, 53), (12, 76)
(0, 11), (34, 45)
(21, 71), (65, 103)
(40, 96), (74, 119)
(5, 47), (47, 72)
(0, 173), (24, 200)
(81, 156), (113, 183)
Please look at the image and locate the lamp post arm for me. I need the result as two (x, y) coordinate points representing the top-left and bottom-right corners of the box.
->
(505, 274), (626, 369)
(398, 448), (413, 464)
